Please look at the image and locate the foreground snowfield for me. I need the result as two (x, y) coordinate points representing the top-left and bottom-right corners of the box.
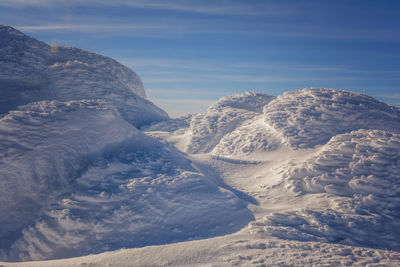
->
(1, 25), (400, 266)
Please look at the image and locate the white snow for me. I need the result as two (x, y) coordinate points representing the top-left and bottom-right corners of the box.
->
(1, 25), (400, 266)
(185, 92), (275, 153)
(263, 88), (400, 148)
(257, 129), (400, 248)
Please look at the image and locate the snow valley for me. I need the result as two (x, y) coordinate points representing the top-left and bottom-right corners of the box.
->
(1, 25), (400, 266)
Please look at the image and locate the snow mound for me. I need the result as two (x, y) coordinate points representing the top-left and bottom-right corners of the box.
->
(0, 100), (137, 253)
(256, 129), (400, 249)
(263, 88), (400, 148)
(0, 101), (252, 261)
(185, 92), (275, 154)
(0, 25), (167, 126)
(211, 116), (282, 158)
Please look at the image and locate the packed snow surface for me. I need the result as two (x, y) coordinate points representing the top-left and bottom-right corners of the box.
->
(1, 25), (400, 266)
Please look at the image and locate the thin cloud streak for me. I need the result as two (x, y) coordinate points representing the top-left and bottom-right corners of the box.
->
(144, 73), (383, 84)
(0, 0), (272, 16)
(15, 23), (175, 33)
(124, 58), (400, 77)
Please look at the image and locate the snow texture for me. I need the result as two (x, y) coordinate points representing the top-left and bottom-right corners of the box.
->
(257, 130), (400, 249)
(1, 25), (400, 266)
(0, 26), (252, 261)
(263, 88), (400, 148)
(0, 99), (252, 261)
(0, 25), (168, 127)
(185, 92), (275, 153)
(211, 116), (282, 158)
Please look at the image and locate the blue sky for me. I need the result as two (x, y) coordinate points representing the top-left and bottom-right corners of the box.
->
(1, 0), (400, 116)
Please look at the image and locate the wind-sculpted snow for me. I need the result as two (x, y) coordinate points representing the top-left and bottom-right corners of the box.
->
(185, 92), (275, 153)
(0, 25), (167, 126)
(263, 88), (400, 148)
(211, 116), (282, 158)
(0, 101), (252, 261)
(0, 100), (137, 255)
(253, 130), (400, 249)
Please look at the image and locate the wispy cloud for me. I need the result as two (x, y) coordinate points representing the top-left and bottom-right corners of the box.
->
(0, 0), (274, 16)
(15, 24), (168, 32)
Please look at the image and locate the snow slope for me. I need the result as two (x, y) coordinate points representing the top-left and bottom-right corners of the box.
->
(0, 100), (136, 254)
(0, 25), (167, 127)
(0, 101), (253, 262)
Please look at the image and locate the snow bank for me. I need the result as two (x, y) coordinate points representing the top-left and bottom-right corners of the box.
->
(256, 129), (400, 249)
(0, 25), (167, 126)
(263, 88), (400, 148)
(185, 92), (275, 153)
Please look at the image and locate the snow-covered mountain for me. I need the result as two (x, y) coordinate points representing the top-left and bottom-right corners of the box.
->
(0, 25), (167, 127)
(1, 25), (400, 266)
